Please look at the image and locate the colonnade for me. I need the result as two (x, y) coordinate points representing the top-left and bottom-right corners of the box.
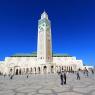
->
(9, 65), (75, 75)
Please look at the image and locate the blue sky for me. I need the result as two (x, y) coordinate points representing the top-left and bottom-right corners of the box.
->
(0, 0), (95, 66)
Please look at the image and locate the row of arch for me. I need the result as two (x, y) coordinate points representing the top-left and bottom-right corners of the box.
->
(56, 66), (73, 72)
(9, 65), (74, 75)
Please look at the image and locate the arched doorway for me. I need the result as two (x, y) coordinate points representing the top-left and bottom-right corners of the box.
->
(19, 69), (21, 75)
(67, 67), (68, 71)
(43, 66), (47, 73)
(16, 69), (18, 75)
(31, 68), (32, 73)
(71, 66), (73, 72)
(69, 66), (70, 72)
(62, 66), (63, 70)
(51, 66), (54, 73)
(38, 67), (40, 74)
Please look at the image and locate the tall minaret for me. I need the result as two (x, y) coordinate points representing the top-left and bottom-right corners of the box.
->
(37, 11), (52, 64)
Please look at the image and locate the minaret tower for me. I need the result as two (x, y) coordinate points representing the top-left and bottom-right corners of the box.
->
(37, 11), (52, 64)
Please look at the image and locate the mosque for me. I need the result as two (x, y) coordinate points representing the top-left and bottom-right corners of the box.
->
(0, 12), (84, 75)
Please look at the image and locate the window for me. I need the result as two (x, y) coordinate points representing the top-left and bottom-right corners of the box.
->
(42, 24), (44, 26)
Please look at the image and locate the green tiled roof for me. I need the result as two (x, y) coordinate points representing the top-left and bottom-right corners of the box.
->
(11, 53), (37, 57)
(53, 54), (72, 57)
(11, 52), (72, 57)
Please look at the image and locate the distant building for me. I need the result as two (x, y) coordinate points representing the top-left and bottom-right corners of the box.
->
(0, 12), (85, 75)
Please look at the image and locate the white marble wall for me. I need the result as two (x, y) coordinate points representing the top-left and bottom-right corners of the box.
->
(0, 56), (84, 75)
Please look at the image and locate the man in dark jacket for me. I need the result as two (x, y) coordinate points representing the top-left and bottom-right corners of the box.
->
(76, 71), (80, 80)
(60, 72), (64, 85)
(63, 71), (66, 84)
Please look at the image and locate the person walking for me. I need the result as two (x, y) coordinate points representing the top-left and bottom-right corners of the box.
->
(4, 74), (6, 78)
(84, 67), (89, 77)
(91, 69), (94, 74)
(60, 72), (64, 85)
(27, 75), (29, 78)
(76, 71), (80, 80)
(84, 67), (88, 77)
(63, 71), (66, 84)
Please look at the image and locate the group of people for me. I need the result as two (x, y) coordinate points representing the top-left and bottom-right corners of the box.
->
(59, 70), (80, 85)
(59, 71), (67, 85)
(59, 68), (95, 85)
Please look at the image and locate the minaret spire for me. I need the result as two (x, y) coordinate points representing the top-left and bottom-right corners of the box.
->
(41, 11), (48, 19)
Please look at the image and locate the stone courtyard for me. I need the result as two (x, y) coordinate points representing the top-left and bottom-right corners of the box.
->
(0, 73), (95, 95)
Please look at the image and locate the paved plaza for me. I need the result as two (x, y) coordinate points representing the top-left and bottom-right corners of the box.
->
(0, 73), (95, 95)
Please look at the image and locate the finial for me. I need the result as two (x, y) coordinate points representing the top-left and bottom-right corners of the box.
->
(43, 10), (47, 15)
(41, 10), (48, 19)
